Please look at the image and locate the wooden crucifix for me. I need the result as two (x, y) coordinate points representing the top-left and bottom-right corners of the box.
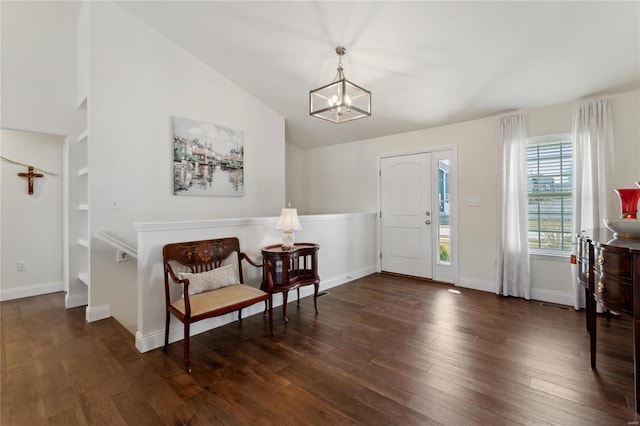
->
(18, 166), (44, 195)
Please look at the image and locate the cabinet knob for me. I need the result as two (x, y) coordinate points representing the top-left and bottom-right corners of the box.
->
(596, 281), (605, 293)
(597, 255), (605, 266)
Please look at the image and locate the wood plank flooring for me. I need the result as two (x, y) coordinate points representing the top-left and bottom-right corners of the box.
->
(1, 273), (637, 425)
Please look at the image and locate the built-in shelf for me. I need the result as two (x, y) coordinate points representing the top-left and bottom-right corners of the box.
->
(77, 167), (88, 176)
(78, 272), (89, 285)
(78, 204), (89, 211)
(78, 238), (89, 248)
(77, 129), (88, 143)
(77, 95), (87, 110)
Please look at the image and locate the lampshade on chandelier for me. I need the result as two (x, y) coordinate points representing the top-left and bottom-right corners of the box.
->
(309, 46), (371, 124)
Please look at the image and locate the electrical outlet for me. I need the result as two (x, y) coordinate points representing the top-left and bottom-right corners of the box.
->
(17, 261), (27, 271)
(116, 250), (128, 263)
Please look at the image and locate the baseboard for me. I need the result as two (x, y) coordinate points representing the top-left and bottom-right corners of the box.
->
(457, 278), (497, 293)
(135, 265), (377, 353)
(65, 292), (88, 308)
(529, 288), (574, 307)
(0, 281), (64, 301)
(86, 304), (112, 322)
(136, 303), (267, 353)
(457, 278), (574, 306)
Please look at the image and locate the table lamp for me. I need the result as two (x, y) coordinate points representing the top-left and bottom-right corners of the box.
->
(275, 204), (302, 250)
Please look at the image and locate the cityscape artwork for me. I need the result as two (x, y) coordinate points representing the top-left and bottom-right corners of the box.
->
(172, 116), (244, 196)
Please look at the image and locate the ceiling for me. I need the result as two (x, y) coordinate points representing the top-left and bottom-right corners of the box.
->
(116, 1), (640, 150)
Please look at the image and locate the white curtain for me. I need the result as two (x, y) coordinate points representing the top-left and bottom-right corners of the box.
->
(571, 98), (615, 309)
(497, 114), (531, 299)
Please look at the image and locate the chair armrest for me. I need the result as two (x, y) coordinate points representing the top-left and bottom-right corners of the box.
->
(240, 253), (274, 293)
(240, 252), (262, 268)
(165, 263), (191, 296)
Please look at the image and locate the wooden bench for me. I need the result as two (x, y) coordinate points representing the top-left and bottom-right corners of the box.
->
(162, 237), (274, 372)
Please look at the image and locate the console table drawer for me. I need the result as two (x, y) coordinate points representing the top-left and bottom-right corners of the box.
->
(593, 272), (633, 315)
(577, 261), (589, 287)
(594, 246), (632, 279)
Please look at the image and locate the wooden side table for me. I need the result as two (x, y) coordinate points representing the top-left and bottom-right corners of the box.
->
(260, 243), (319, 322)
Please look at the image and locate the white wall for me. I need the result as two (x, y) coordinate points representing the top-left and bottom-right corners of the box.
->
(0, 1), (84, 137)
(289, 90), (640, 305)
(1, 129), (65, 300)
(86, 2), (286, 327)
(135, 213), (377, 352)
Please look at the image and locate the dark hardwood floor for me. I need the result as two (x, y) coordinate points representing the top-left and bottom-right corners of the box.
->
(1, 273), (637, 425)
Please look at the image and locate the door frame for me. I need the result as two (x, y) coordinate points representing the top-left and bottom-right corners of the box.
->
(377, 145), (458, 285)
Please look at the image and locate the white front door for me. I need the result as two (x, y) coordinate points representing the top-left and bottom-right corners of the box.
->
(380, 153), (433, 278)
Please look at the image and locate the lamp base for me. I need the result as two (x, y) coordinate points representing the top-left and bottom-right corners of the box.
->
(281, 231), (295, 251)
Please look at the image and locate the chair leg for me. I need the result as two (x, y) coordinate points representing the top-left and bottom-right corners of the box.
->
(163, 310), (170, 351)
(184, 322), (191, 373)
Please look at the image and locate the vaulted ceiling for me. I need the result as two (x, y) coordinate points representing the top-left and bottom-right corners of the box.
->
(117, 1), (640, 149)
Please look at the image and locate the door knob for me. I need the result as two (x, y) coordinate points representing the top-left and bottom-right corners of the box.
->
(425, 211), (431, 216)
(425, 220), (431, 225)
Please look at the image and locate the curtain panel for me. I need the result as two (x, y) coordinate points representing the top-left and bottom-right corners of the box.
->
(497, 114), (531, 299)
(571, 98), (615, 309)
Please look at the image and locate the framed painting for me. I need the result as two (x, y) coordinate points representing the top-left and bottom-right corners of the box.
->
(172, 116), (244, 196)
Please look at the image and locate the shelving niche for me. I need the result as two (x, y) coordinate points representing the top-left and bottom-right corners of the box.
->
(66, 1), (90, 309)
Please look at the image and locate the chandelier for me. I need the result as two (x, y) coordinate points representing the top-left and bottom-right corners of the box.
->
(309, 46), (371, 124)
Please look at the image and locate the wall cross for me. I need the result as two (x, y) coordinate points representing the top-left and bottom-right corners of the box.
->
(18, 166), (44, 195)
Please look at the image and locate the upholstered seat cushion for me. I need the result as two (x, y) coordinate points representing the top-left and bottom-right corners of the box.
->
(170, 284), (267, 318)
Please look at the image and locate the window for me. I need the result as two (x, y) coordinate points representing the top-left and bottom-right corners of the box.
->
(526, 134), (573, 251)
(437, 158), (451, 265)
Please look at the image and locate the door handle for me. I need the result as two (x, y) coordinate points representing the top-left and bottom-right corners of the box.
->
(425, 211), (431, 216)
(425, 220), (431, 225)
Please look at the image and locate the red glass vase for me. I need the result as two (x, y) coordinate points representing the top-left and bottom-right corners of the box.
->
(614, 188), (640, 219)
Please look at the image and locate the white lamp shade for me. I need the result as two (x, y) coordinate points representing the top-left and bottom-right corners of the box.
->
(275, 208), (303, 231)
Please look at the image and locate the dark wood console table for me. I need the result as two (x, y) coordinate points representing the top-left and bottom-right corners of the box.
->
(578, 229), (640, 412)
(261, 243), (320, 322)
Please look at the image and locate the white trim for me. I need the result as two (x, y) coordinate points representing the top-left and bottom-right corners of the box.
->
(530, 251), (571, 262)
(527, 132), (572, 145)
(379, 144), (459, 160)
(135, 266), (375, 353)
(457, 277), (574, 307)
(63, 138), (69, 297)
(86, 304), (111, 322)
(530, 288), (574, 307)
(135, 212), (375, 233)
(0, 281), (64, 301)
(378, 146), (459, 283)
(457, 278), (497, 293)
(65, 291), (88, 308)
